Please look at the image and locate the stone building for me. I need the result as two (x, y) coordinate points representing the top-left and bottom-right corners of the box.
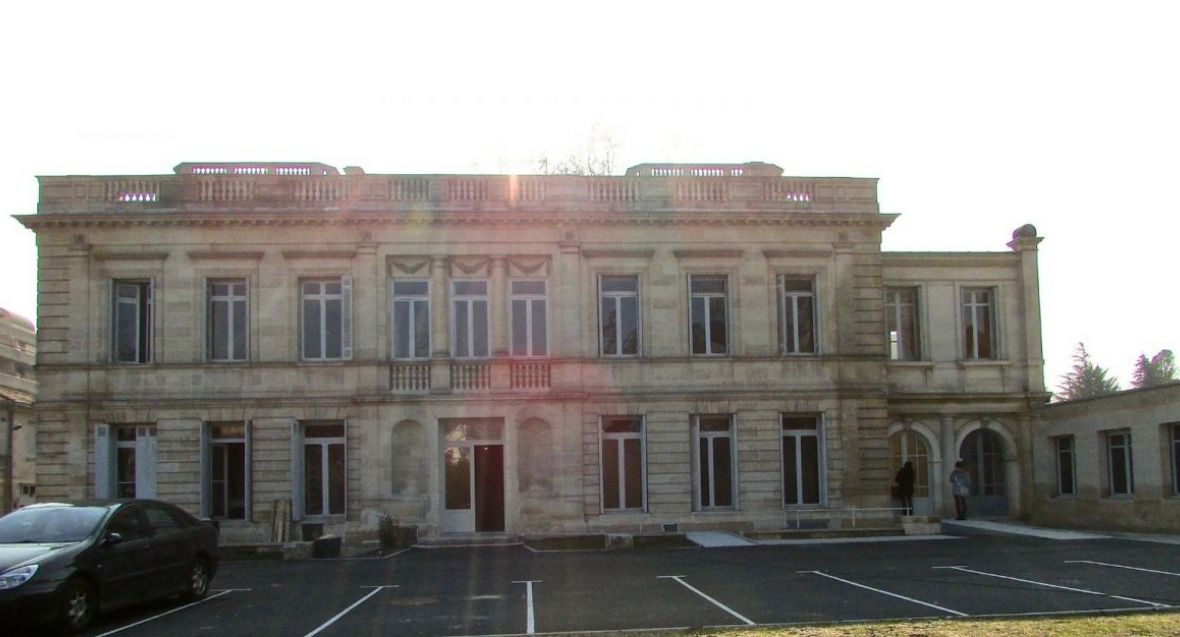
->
(0, 307), (36, 512)
(1032, 382), (1180, 533)
(17, 161), (1049, 543)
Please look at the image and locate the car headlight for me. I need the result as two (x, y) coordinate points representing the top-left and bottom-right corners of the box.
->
(0, 565), (39, 590)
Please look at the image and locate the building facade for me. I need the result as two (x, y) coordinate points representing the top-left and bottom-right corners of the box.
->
(18, 162), (1048, 543)
(0, 307), (36, 512)
(1032, 382), (1180, 533)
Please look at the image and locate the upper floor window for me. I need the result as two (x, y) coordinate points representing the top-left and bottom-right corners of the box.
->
(600, 275), (639, 357)
(1106, 430), (1133, 496)
(510, 279), (548, 357)
(780, 276), (816, 355)
(690, 275), (728, 355)
(452, 280), (489, 358)
(207, 279), (248, 362)
(885, 287), (920, 361)
(1054, 435), (1076, 496)
(301, 277), (352, 361)
(112, 280), (152, 363)
(391, 280), (430, 360)
(962, 287), (996, 359)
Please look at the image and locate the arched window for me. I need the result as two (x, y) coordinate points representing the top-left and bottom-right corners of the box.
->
(889, 429), (930, 497)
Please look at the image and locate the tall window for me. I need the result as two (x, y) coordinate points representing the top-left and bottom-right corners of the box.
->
(889, 429), (930, 497)
(782, 414), (823, 505)
(600, 275), (640, 357)
(780, 276), (816, 355)
(601, 416), (645, 511)
(1106, 430), (1133, 496)
(391, 280), (430, 359)
(304, 422), (346, 516)
(962, 287), (996, 359)
(693, 415), (735, 510)
(204, 422), (249, 520)
(452, 280), (489, 358)
(510, 279), (548, 357)
(113, 280), (152, 363)
(1171, 423), (1180, 496)
(1054, 435), (1076, 496)
(961, 429), (1005, 496)
(301, 277), (352, 360)
(690, 275), (728, 355)
(95, 424), (157, 499)
(885, 287), (920, 361)
(208, 279), (248, 361)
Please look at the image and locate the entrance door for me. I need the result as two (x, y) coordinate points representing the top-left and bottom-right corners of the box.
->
(960, 429), (1009, 517)
(441, 419), (505, 533)
(474, 445), (504, 532)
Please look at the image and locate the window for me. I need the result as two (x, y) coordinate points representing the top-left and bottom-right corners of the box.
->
(1171, 423), (1180, 496)
(510, 279), (548, 357)
(203, 422), (250, 520)
(95, 424), (157, 499)
(1106, 430), (1133, 496)
(391, 280), (430, 359)
(143, 503), (187, 533)
(889, 429), (930, 497)
(690, 275), (728, 355)
(1054, 435), (1076, 496)
(303, 422), (346, 516)
(780, 276), (816, 354)
(208, 279), (248, 361)
(885, 287), (920, 361)
(112, 280), (152, 363)
(452, 280), (489, 358)
(962, 287), (996, 359)
(601, 416), (645, 511)
(960, 428), (1005, 496)
(782, 414), (823, 505)
(600, 275), (640, 357)
(106, 506), (150, 541)
(693, 415), (735, 510)
(301, 277), (352, 360)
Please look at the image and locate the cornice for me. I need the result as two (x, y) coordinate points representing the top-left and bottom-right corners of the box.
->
(882, 252), (1018, 268)
(672, 248), (744, 259)
(281, 249), (358, 260)
(91, 251), (169, 262)
(187, 250), (265, 261)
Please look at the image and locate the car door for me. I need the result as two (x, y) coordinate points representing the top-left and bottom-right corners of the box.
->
(97, 505), (154, 607)
(142, 502), (192, 594)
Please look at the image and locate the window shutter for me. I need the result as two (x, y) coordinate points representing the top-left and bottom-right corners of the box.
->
(136, 426), (158, 499)
(340, 275), (353, 360)
(199, 423), (211, 517)
(94, 423), (114, 498)
(290, 422), (305, 521)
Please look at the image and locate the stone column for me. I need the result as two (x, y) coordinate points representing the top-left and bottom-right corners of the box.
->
(940, 415), (957, 518)
(429, 256), (451, 393)
(490, 256), (509, 357)
(1007, 225), (1046, 394)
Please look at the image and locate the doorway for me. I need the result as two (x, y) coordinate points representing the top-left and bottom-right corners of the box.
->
(959, 428), (1009, 517)
(441, 419), (505, 533)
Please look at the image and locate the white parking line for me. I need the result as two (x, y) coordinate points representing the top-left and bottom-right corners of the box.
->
(1066, 559), (1180, 578)
(302, 585), (399, 637)
(657, 575), (756, 626)
(512, 580), (542, 634)
(799, 570), (967, 617)
(93, 589), (237, 637)
(935, 566), (1169, 609)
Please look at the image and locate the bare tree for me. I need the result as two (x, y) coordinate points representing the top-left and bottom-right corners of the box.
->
(535, 125), (618, 176)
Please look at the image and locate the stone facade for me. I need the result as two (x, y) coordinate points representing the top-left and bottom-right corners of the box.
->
(0, 307), (36, 512)
(1032, 382), (1180, 532)
(18, 161), (1049, 543)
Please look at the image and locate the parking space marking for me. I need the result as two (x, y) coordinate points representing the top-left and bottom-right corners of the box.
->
(93, 589), (237, 637)
(657, 575), (756, 626)
(798, 570), (967, 617)
(512, 580), (542, 634)
(302, 585), (399, 637)
(1066, 560), (1180, 578)
(934, 566), (1169, 609)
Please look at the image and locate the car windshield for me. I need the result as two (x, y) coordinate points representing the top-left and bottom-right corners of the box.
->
(0, 506), (108, 543)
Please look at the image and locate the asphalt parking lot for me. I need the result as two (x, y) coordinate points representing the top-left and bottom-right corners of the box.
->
(52, 533), (1180, 636)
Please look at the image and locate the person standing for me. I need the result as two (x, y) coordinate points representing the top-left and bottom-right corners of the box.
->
(949, 461), (971, 520)
(894, 461), (915, 516)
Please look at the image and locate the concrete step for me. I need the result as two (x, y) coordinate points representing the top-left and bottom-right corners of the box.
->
(415, 533), (521, 547)
(746, 527), (906, 540)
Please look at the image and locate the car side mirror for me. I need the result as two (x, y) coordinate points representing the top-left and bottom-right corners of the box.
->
(102, 532), (124, 546)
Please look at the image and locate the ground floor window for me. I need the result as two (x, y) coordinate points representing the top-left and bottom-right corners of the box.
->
(693, 415), (736, 510)
(303, 422), (346, 516)
(601, 416), (645, 511)
(1170, 423), (1180, 496)
(203, 422), (250, 520)
(1054, 435), (1076, 496)
(888, 429), (930, 497)
(782, 414), (823, 506)
(960, 428), (1005, 496)
(1106, 430), (1133, 496)
(95, 423), (157, 499)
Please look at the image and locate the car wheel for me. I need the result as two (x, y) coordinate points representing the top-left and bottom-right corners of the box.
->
(57, 578), (97, 634)
(181, 558), (211, 601)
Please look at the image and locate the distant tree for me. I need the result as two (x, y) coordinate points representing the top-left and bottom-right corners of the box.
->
(1057, 342), (1121, 400)
(535, 125), (618, 176)
(1131, 349), (1177, 388)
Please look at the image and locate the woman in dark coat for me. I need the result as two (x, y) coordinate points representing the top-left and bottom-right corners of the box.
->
(895, 461), (916, 516)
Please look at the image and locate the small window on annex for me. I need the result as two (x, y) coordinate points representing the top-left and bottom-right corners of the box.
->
(1106, 430), (1133, 496)
(1171, 423), (1180, 496)
(1054, 435), (1076, 496)
(885, 287), (920, 361)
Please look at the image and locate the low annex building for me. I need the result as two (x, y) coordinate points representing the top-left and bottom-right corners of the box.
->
(18, 161), (1050, 543)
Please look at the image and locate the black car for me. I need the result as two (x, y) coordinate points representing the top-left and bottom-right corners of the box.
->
(0, 500), (220, 634)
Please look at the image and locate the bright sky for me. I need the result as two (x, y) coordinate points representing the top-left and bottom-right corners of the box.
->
(1, 1), (1176, 391)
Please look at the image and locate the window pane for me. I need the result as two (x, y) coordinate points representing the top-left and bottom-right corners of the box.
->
(797, 296), (815, 353)
(691, 276), (726, 294)
(624, 438), (643, 509)
(454, 302), (470, 356)
(393, 281), (427, 296)
(512, 280), (545, 295)
(453, 281), (487, 295)
(713, 436), (733, 507)
(325, 281), (341, 295)
(602, 439), (619, 509)
(413, 300), (430, 358)
(601, 297), (617, 355)
(393, 301), (410, 358)
(601, 276), (636, 293)
(699, 416), (730, 432)
(801, 435), (820, 504)
(303, 299), (321, 358)
(532, 299), (547, 356)
(303, 281), (320, 296)
(783, 437), (798, 505)
(512, 299), (528, 357)
(116, 297), (138, 362)
(444, 447), (472, 510)
(691, 297), (706, 354)
(226, 442), (246, 519)
(328, 443), (345, 515)
(473, 300), (488, 357)
(620, 296), (638, 355)
(709, 296), (727, 353)
(325, 299), (342, 359)
(232, 300), (247, 359)
(305, 423), (344, 438)
(304, 445), (323, 516)
(783, 278), (812, 293)
(698, 437), (712, 508)
(1111, 446), (1128, 494)
(211, 446), (226, 518)
(212, 300), (230, 360)
(603, 418), (641, 434)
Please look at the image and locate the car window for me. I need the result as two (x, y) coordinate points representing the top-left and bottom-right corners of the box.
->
(144, 504), (187, 533)
(0, 506), (107, 543)
(106, 507), (150, 541)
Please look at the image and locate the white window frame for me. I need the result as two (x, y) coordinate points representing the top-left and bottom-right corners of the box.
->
(1054, 435), (1076, 496)
(779, 275), (817, 355)
(599, 275), (641, 357)
(692, 414), (737, 511)
(1106, 430), (1134, 496)
(509, 279), (549, 358)
(207, 278), (249, 362)
(781, 413), (825, 507)
(689, 275), (729, 356)
(1171, 423), (1180, 497)
(298, 421), (347, 518)
(94, 423), (157, 499)
(201, 422), (251, 521)
(300, 276), (353, 361)
(451, 279), (490, 359)
(391, 280), (431, 360)
(600, 416), (646, 512)
(962, 287), (997, 360)
(112, 280), (153, 363)
(885, 287), (921, 361)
